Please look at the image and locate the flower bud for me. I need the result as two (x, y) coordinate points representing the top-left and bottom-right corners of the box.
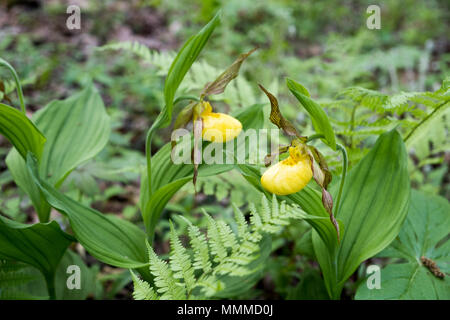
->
(261, 145), (313, 195)
(200, 102), (242, 143)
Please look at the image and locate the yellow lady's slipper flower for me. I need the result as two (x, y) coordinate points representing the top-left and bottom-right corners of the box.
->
(261, 145), (313, 195)
(200, 102), (242, 143)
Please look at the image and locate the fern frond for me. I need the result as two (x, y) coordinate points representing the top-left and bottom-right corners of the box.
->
(168, 221), (196, 291)
(133, 195), (323, 300)
(204, 211), (228, 263)
(180, 217), (212, 273)
(130, 270), (158, 300)
(146, 241), (186, 299)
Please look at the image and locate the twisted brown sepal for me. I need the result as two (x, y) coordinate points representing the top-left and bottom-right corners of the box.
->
(0, 81), (12, 104)
(322, 188), (340, 243)
(308, 146), (332, 189)
(201, 47), (258, 98)
(171, 101), (198, 150)
(307, 145), (340, 242)
(258, 84), (303, 138)
(192, 116), (203, 191)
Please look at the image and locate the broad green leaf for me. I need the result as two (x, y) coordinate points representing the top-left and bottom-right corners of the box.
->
(313, 129), (410, 299)
(232, 103), (265, 130)
(0, 215), (73, 297)
(355, 190), (450, 299)
(26, 154), (148, 270)
(6, 85), (111, 222)
(140, 104), (264, 239)
(0, 102), (45, 160)
(286, 78), (336, 150)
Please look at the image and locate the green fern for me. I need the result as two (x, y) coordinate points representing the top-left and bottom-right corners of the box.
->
(131, 194), (312, 300)
(323, 77), (449, 167)
(184, 170), (261, 207)
(97, 41), (257, 109)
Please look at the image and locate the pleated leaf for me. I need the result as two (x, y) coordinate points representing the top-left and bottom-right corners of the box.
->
(6, 85), (110, 222)
(0, 102), (45, 160)
(312, 129), (410, 298)
(0, 215), (73, 294)
(26, 154), (148, 269)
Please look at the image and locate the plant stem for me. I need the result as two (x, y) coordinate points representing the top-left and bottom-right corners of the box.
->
(0, 58), (26, 113)
(306, 133), (325, 143)
(404, 101), (448, 143)
(334, 143), (348, 217)
(173, 95), (199, 105)
(45, 275), (56, 300)
(349, 103), (359, 149)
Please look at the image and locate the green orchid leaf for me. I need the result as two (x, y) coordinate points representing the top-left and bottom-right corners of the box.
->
(0, 102), (45, 160)
(6, 85), (111, 222)
(286, 78), (336, 150)
(26, 154), (149, 270)
(313, 129), (410, 299)
(0, 215), (73, 298)
(356, 190), (449, 299)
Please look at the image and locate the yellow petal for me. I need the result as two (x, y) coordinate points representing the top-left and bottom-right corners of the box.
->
(261, 152), (312, 196)
(202, 112), (242, 143)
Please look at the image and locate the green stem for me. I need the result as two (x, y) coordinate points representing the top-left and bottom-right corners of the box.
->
(404, 101), (448, 143)
(349, 103), (359, 149)
(334, 143), (348, 217)
(45, 275), (56, 300)
(0, 58), (26, 113)
(306, 133), (325, 143)
(173, 95), (199, 105)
